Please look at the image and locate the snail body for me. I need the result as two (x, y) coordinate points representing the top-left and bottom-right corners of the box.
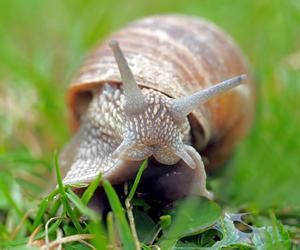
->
(60, 15), (255, 198)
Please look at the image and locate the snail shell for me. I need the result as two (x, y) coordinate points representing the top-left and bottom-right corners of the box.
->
(59, 15), (255, 198)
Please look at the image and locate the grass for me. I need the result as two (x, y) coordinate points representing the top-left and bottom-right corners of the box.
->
(0, 0), (300, 249)
(0, 157), (291, 249)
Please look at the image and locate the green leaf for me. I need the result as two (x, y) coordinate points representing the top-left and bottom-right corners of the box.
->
(141, 244), (153, 250)
(270, 212), (290, 245)
(160, 215), (172, 230)
(210, 215), (251, 249)
(252, 212), (291, 250)
(159, 197), (221, 249)
(103, 180), (136, 250)
(134, 209), (157, 244)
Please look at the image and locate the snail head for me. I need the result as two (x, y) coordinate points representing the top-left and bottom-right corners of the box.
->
(109, 40), (246, 169)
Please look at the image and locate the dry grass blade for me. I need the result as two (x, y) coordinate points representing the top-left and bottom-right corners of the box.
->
(45, 217), (65, 247)
(125, 198), (140, 250)
(78, 239), (97, 250)
(11, 208), (36, 239)
(27, 224), (42, 246)
(123, 160), (148, 250)
(41, 234), (94, 249)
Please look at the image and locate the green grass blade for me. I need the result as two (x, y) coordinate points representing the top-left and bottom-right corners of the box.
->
(0, 185), (24, 219)
(63, 200), (84, 233)
(88, 221), (109, 250)
(0, 223), (9, 239)
(107, 212), (116, 250)
(54, 151), (84, 233)
(103, 180), (136, 250)
(0, 239), (28, 248)
(32, 198), (49, 229)
(81, 173), (102, 205)
(0, 183), (33, 232)
(49, 196), (62, 217)
(66, 187), (99, 222)
(32, 188), (61, 229)
(54, 151), (67, 201)
(35, 218), (63, 239)
(128, 160), (147, 201)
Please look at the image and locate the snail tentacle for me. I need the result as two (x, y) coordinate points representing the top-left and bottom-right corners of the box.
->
(170, 74), (247, 122)
(172, 145), (197, 169)
(109, 40), (147, 114)
(172, 144), (212, 198)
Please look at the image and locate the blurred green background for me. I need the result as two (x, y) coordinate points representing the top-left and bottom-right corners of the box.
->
(0, 0), (299, 214)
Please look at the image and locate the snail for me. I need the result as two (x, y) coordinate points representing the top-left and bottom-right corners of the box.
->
(59, 15), (254, 200)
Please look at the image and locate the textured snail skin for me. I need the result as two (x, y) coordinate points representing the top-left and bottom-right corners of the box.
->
(60, 15), (255, 199)
(61, 83), (212, 198)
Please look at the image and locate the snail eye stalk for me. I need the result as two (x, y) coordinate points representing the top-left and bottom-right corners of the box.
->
(170, 75), (247, 122)
(109, 40), (147, 114)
